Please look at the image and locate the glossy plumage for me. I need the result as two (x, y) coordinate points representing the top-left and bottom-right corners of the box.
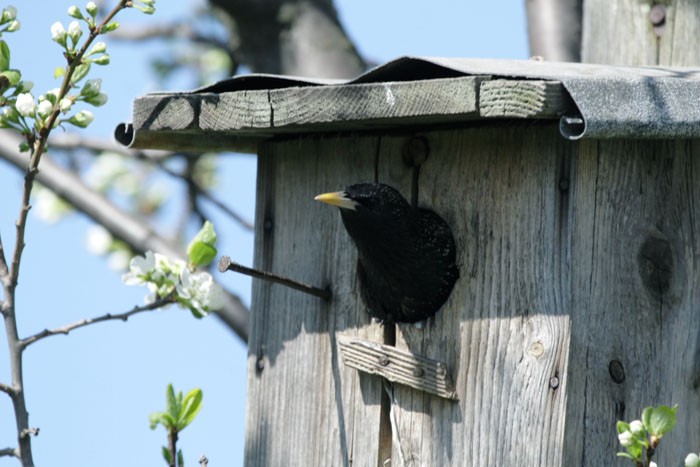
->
(315, 183), (458, 323)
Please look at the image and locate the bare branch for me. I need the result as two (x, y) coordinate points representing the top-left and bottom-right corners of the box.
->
(0, 233), (8, 283)
(0, 381), (15, 396)
(20, 297), (173, 348)
(0, 130), (249, 341)
(0, 447), (18, 458)
(110, 22), (230, 50)
(49, 133), (255, 231)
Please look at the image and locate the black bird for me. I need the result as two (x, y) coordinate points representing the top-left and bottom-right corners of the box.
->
(315, 183), (458, 324)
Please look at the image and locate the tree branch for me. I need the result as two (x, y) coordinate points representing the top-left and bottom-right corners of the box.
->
(20, 297), (173, 348)
(0, 130), (249, 341)
(49, 133), (255, 231)
(110, 22), (231, 50)
(0, 381), (15, 396)
(0, 447), (18, 458)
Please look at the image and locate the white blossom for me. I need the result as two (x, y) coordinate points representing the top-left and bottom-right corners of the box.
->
(67, 20), (82, 41)
(59, 97), (73, 113)
(37, 100), (53, 119)
(2, 6), (16, 21)
(617, 430), (634, 447)
(86, 2), (98, 16)
(6, 20), (19, 32)
(50, 21), (66, 44)
(686, 453), (700, 467)
(629, 420), (644, 436)
(15, 93), (35, 117)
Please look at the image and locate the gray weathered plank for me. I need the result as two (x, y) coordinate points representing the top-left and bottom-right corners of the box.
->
(244, 135), (386, 467)
(479, 79), (571, 118)
(564, 138), (700, 466)
(122, 76), (577, 152)
(337, 335), (458, 400)
(377, 125), (570, 466)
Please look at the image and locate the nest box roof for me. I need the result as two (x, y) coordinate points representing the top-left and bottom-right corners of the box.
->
(115, 56), (700, 152)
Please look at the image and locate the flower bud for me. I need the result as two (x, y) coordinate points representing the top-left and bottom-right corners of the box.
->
(6, 20), (19, 32)
(86, 1), (98, 17)
(68, 5), (83, 19)
(15, 92), (35, 117)
(67, 109), (94, 128)
(59, 97), (73, 113)
(629, 420), (644, 436)
(92, 54), (110, 65)
(1, 6), (17, 22)
(87, 41), (106, 56)
(68, 20), (82, 42)
(51, 21), (67, 46)
(37, 99), (53, 119)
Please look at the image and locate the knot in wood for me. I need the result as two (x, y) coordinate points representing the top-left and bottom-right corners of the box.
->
(608, 359), (625, 384)
(402, 136), (429, 168)
(377, 354), (390, 367)
(637, 235), (673, 301)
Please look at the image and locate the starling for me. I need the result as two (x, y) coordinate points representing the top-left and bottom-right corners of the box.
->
(315, 183), (458, 323)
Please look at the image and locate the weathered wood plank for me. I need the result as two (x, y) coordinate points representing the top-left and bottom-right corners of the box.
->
(125, 76), (577, 152)
(244, 135), (386, 467)
(479, 79), (572, 118)
(337, 335), (458, 400)
(376, 125), (571, 466)
(564, 138), (700, 466)
(269, 76), (481, 128)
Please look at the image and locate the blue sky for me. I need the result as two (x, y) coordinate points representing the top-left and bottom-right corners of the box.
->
(0, 1), (527, 465)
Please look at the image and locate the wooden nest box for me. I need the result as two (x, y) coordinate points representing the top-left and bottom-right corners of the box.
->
(117, 57), (700, 466)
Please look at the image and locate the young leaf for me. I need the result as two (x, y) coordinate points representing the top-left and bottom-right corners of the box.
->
(177, 449), (184, 467)
(647, 404), (677, 437)
(178, 388), (203, 430)
(70, 61), (91, 84)
(166, 383), (179, 423)
(187, 221), (217, 267)
(162, 446), (172, 465)
(0, 40), (9, 71)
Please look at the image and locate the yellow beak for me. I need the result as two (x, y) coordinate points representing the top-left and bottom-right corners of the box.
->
(314, 191), (358, 210)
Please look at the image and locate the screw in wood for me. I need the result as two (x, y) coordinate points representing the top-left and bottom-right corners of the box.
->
(377, 355), (390, 367)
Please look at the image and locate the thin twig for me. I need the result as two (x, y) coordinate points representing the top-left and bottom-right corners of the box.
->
(218, 255), (331, 301)
(20, 297), (173, 348)
(0, 447), (18, 458)
(0, 381), (14, 396)
(0, 131), (250, 341)
(199, 454), (209, 466)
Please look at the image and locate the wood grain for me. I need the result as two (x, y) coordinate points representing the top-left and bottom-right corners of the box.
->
(244, 134), (386, 467)
(337, 336), (458, 400)
(564, 138), (700, 466)
(376, 125), (571, 466)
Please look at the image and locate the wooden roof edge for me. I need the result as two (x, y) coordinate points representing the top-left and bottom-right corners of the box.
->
(115, 76), (574, 153)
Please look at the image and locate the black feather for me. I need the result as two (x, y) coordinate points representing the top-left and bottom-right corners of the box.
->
(317, 183), (459, 323)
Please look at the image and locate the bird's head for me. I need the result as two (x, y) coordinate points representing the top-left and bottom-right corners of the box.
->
(314, 183), (411, 219)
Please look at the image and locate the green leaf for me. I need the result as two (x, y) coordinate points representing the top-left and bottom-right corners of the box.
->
(646, 404), (677, 437)
(178, 388), (203, 430)
(70, 61), (91, 84)
(166, 383), (179, 422)
(641, 406), (653, 431)
(162, 446), (172, 465)
(54, 66), (66, 78)
(616, 421), (630, 434)
(616, 452), (636, 460)
(0, 40), (9, 71)
(0, 69), (20, 86)
(177, 449), (184, 467)
(187, 221), (217, 267)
